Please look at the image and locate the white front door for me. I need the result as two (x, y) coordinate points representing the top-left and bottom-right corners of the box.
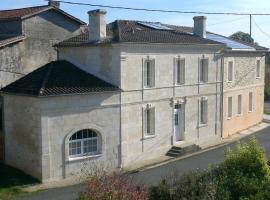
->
(174, 104), (182, 142)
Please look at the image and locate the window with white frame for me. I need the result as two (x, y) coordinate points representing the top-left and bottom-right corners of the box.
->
(200, 58), (208, 83)
(228, 61), (234, 82)
(249, 92), (253, 112)
(256, 60), (261, 78)
(227, 96), (233, 119)
(175, 58), (185, 85)
(200, 98), (208, 124)
(69, 129), (99, 158)
(237, 94), (242, 115)
(144, 105), (155, 136)
(144, 59), (155, 88)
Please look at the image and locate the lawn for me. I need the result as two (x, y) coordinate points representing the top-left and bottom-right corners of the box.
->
(0, 162), (39, 200)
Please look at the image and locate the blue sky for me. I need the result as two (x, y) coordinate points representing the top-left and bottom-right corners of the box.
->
(1, 0), (270, 47)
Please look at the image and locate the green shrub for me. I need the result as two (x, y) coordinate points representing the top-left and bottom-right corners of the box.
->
(265, 85), (270, 101)
(149, 180), (172, 200)
(213, 138), (270, 200)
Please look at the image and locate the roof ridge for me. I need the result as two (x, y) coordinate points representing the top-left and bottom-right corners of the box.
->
(0, 5), (48, 12)
(39, 62), (54, 96)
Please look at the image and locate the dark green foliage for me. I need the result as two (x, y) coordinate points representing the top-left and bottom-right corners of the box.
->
(229, 31), (254, 44)
(149, 180), (172, 200)
(265, 84), (270, 101)
(212, 138), (270, 200)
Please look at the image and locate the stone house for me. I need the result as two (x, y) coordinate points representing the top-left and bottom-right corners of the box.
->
(1, 9), (267, 182)
(0, 1), (86, 157)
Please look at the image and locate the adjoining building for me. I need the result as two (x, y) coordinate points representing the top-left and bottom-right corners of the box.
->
(1, 9), (267, 182)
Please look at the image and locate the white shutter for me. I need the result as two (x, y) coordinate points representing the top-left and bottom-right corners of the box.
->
(150, 60), (155, 87)
(150, 107), (155, 135)
(180, 59), (185, 84)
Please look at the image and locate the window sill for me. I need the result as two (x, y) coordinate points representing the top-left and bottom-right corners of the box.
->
(248, 110), (253, 113)
(141, 135), (156, 140)
(198, 124), (207, 128)
(227, 117), (232, 120)
(143, 86), (155, 90)
(236, 114), (242, 117)
(256, 77), (261, 79)
(198, 82), (209, 85)
(175, 83), (185, 86)
(68, 154), (102, 162)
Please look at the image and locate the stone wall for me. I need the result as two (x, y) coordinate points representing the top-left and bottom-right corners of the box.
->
(222, 53), (265, 137)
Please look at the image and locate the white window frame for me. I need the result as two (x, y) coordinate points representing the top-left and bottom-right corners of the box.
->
(199, 97), (208, 125)
(227, 96), (233, 119)
(175, 57), (185, 85)
(199, 58), (209, 83)
(69, 130), (98, 158)
(256, 59), (261, 79)
(228, 61), (234, 82)
(248, 92), (253, 112)
(144, 58), (155, 88)
(144, 105), (155, 137)
(237, 94), (242, 116)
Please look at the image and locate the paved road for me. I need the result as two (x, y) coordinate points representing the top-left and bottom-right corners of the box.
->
(16, 126), (270, 200)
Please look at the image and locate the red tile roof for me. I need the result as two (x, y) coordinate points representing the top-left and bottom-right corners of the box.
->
(0, 6), (48, 20)
(0, 35), (26, 48)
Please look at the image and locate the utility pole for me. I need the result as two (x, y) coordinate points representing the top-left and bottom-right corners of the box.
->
(249, 14), (252, 37)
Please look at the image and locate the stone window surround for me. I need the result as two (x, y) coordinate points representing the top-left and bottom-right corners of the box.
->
(256, 58), (261, 79)
(227, 59), (235, 83)
(236, 94), (243, 117)
(143, 56), (155, 89)
(227, 96), (233, 120)
(199, 55), (209, 84)
(248, 91), (253, 113)
(174, 56), (186, 86)
(198, 96), (208, 127)
(64, 123), (104, 162)
(142, 103), (155, 139)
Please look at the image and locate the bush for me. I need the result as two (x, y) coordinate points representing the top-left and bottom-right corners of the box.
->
(213, 138), (270, 200)
(149, 180), (172, 200)
(78, 171), (149, 200)
(265, 85), (270, 101)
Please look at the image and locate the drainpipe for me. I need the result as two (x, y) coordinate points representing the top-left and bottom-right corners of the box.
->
(220, 54), (225, 138)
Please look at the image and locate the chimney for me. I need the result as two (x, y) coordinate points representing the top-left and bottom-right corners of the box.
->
(193, 16), (207, 38)
(48, 0), (60, 8)
(88, 9), (107, 41)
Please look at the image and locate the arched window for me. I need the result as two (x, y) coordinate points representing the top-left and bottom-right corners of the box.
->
(69, 129), (99, 158)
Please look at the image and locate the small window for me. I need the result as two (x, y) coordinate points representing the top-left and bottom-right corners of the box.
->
(237, 94), (242, 115)
(227, 96), (233, 119)
(144, 59), (155, 88)
(175, 58), (185, 85)
(200, 58), (208, 83)
(228, 61), (234, 82)
(249, 92), (253, 112)
(144, 106), (155, 136)
(69, 129), (99, 158)
(200, 99), (208, 124)
(256, 60), (261, 78)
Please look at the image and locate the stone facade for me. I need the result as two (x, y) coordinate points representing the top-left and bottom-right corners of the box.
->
(59, 43), (223, 170)
(0, 10), (83, 88)
(222, 52), (265, 137)
(3, 92), (120, 182)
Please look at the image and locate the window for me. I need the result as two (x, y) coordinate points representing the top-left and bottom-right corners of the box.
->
(200, 58), (208, 83)
(69, 129), (99, 158)
(249, 92), (253, 112)
(200, 98), (208, 124)
(237, 94), (242, 115)
(144, 106), (155, 136)
(228, 61), (234, 82)
(227, 97), (233, 119)
(256, 60), (261, 78)
(144, 59), (155, 88)
(175, 58), (185, 85)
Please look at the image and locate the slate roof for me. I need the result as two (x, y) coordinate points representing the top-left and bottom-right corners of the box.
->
(58, 20), (267, 51)
(0, 5), (86, 25)
(1, 60), (120, 96)
(0, 35), (26, 48)
(57, 20), (223, 46)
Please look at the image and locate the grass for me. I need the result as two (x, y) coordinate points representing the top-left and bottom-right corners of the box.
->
(264, 110), (270, 115)
(0, 162), (39, 200)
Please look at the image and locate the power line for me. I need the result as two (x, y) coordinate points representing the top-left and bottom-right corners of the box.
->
(208, 16), (247, 26)
(252, 16), (270, 38)
(46, 0), (270, 16)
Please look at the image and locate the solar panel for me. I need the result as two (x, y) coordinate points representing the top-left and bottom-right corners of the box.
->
(137, 22), (172, 30)
(207, 33), (255, 50)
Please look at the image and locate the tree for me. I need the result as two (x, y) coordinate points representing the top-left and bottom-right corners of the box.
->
(230, 31), (254, 44)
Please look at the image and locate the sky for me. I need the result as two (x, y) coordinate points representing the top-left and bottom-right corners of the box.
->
(1, 0), (270, 47)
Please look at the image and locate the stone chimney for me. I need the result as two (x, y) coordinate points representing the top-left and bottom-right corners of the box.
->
(48, 0), (60, 8)
(88, 9), (107, 41)
(193, 16), (207, 38)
